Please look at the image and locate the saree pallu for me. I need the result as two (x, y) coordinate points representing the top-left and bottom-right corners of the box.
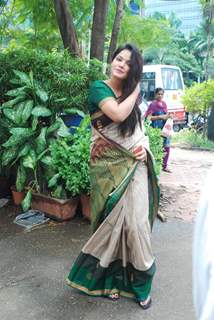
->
(66, 119), (159, 301)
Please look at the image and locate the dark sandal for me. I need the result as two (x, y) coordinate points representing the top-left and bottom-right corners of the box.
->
(108, 293), (120, 301)
(138, 296), (152, 310)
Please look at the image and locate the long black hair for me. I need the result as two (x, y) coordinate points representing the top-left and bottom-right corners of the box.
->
(111, 44), (143, 136)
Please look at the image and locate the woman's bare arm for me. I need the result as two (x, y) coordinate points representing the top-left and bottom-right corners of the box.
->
(150, 114), (170, 121)
(100, 84), (140, 122)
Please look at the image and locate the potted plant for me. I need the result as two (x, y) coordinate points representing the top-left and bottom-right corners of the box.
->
(50, 115), (91, 220)
(0, 110), (13, 197)
(0, 70), (69, 210)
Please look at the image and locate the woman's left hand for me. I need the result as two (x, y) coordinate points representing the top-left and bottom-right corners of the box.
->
(132, 145), (147, 162)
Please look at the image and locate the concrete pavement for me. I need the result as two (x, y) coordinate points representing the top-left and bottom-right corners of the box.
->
(0, 203), (195, 320)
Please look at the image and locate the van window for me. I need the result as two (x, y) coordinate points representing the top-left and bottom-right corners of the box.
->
(141, 72), (155, 101)
(161, 68), (183, 90)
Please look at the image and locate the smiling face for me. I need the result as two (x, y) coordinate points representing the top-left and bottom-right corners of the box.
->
(110, 49), (131, 80)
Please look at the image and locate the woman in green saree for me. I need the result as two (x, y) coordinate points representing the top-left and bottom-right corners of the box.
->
(66, 44), (159, 309)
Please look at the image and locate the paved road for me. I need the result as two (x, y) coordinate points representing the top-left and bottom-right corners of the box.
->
(159, 147), (214, 222)
(2, 147), (211, 320)
(0, 210), (194, 320)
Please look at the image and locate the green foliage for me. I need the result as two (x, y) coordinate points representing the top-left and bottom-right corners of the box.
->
(172, 128), (214, 150)
(144, 121), (164, 175)
(50, 116), (91, 197)
(182, 80), (214, 113)
(119, 15), (171, 50)
(0, 70), (70, 210)
(68, 0), (93, 38)
(21, 189), (32, 211)
(142, 11), (211, 86)
(0, 0), (94, 53)
(0, 0), (60, 50)
(0, 49), (105, 112)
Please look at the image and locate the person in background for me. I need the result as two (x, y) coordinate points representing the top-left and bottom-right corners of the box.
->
(66, 43), (159, 309)
(145, 87), (172, 173)
(193, 160), (214, 319)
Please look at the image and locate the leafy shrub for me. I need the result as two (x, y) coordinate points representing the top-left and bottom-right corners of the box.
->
(0, 70), (71, 210)
(144, 121), (164, 175)
(182, 80), (214, 114)
(50, 116), (91, 197)
(172, 128), (214, 150)
(0, 48), (106, 112)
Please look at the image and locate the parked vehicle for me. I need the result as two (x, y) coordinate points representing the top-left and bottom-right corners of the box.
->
(141, 64), (188, 130)
(189, 113), (208, 133)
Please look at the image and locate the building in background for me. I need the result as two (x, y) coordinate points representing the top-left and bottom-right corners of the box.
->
(143, 0), (202, 35)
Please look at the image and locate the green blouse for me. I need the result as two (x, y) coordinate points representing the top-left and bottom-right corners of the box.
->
(88, 80), (116, 115)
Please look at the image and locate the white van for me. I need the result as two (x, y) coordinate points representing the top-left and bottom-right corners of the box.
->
(141, 64), (187, 129)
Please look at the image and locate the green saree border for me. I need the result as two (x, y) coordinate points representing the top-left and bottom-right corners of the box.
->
(67, 252), (156, 301)
(66, 278), (134, 299)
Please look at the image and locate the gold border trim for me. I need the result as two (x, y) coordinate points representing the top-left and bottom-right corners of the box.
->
(65, 278), (134, 298)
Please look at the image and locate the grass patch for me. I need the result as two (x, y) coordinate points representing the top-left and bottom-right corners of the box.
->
(172, 129), (214, 151)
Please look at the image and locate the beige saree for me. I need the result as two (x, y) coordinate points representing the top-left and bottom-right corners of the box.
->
(66, 81), (159, 301)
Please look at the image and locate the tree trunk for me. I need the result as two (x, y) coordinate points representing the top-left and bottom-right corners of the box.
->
(208, 106), (214, 141)
(54, 0), (80, 56)
(107, 0), (125, 64)
(90, 0), (109, 61)
(203, 0), (214, 80)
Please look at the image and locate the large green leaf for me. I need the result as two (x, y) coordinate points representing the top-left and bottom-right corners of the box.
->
(19, 144), (32, 158)
(3, 108), (17, 122)
(48, 173), (60, 188)
(2, 95), (25, 108)
(3, 130), (34, 148)
(57, 119), (71, 138)
(54, 98), (67, 103)
(29, 70), (34, 86)
(22, 150), (37, 169)
(15, 102), (26, 125)
(16, 164), (27, 192)
(21, 190), (32, 212)
(64, 108), (85, 118)
(32, 116), (39, 131)
(35, 88), (48, 103)
(5, 87), (27, 97)
(13, 70), (31, 86)
(1, 147), (19, 166)
(36, 127), (47, 154)
(31, 106), (52, 117)
(22, 100), (34, 123)
(9, 128), (34, 136)
(10, 144), (33, 167)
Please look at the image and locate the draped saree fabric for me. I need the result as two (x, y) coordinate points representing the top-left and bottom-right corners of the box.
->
(66, 81), (160, 301)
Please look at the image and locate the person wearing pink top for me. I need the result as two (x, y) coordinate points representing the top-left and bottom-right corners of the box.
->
(145, 88), (172, 172)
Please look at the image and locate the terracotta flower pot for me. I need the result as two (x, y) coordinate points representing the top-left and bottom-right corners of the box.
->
(11, 186), (25, 206)
(80, 194), (90, 221)
(31, 193), (79, 221)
